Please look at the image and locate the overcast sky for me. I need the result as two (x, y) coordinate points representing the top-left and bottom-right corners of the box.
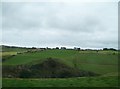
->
(1, 1), (118, 49)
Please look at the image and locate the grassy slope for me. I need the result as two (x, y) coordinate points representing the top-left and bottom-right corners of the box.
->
(3, 50), (77, 65)
(2, 47), (118, 87)
(3, 50), (118, 74)
(1, 45), (29, 59)
(1, 45), (28, 52)
(3, 50), (118, 65)
(2, 76), (119, 87)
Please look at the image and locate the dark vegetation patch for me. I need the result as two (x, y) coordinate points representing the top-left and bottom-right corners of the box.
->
(3, 58), (99, 78)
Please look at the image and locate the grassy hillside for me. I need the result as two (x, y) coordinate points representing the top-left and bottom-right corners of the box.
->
(3, 49), (118, 74)
(1, 45), (29, 52)
(2, 46), (119, 87)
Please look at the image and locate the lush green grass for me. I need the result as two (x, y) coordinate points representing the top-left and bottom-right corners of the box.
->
(3, 50), (118, 74)
(3, 50), (118, 65)
(3, 50), (77, 65)
(2, 48), (118, 87)
(2, 76), (119, 87)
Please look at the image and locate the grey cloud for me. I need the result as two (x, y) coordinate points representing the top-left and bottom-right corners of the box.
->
(2, 2), (118, 49)
(2, 2), (102, 32)
(46, 16), (101, 33)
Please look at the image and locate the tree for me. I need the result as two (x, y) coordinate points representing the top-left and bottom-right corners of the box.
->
(56, 47), (59, 49)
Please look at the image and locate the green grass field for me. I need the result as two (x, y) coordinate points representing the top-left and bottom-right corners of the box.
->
(2, 46), (119, 87)
(3, 50), (118, 74)
(2, 76), (118, 87)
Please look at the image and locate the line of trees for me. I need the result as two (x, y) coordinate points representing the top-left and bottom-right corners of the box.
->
(103, 48), (117, 51)
(2, 45), (118, 51)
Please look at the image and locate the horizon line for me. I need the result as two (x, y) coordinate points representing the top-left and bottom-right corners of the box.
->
(0, 44), (118, 50)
